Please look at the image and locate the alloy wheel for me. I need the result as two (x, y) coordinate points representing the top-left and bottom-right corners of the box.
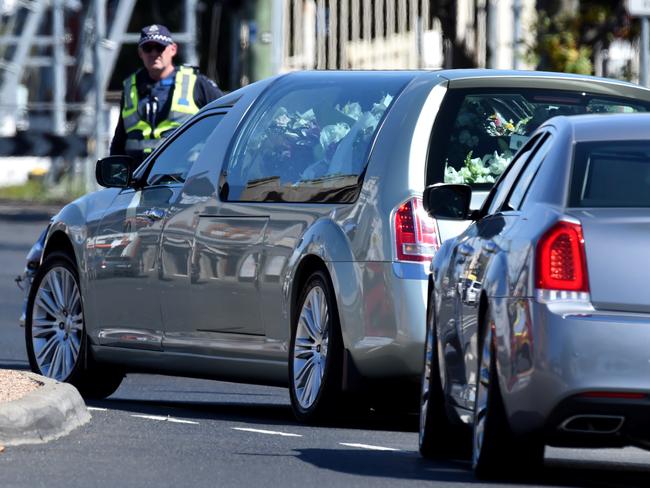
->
(292, 285), (329, 410)
(31, 266), (83, 381)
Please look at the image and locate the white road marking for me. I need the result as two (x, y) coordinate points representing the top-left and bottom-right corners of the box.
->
(131, 414), (199, 425)
(339, 443), (400, 451)
(232, 427), (302, 437)
(87, 407), (107, 411)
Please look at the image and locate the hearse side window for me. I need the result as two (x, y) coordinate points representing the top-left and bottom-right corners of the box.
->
(145, 114), (224, 187)
(427, 89), (650, 191)
(222, 73), (411, 203)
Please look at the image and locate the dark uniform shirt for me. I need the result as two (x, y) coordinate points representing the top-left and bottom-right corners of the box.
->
(110, 67), (223, 161)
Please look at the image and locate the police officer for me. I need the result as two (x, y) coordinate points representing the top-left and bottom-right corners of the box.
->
(110, 24), (223, 164)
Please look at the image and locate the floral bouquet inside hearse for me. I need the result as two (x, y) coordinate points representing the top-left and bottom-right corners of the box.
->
(442, 91), (639, 186)
(443, 95), (559, 185)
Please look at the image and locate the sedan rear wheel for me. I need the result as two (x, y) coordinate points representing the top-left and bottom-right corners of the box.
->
(472, 311), (544, 479)
(419, 289), (471, 459)
(289, 270), (343, 423)
(26, 252), (124, 399)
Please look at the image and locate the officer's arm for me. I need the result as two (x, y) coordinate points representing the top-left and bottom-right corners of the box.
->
(195, 74), (224, 107)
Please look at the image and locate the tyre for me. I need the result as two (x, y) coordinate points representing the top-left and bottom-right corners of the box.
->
(289, 270), (343, 423)
(25, 252), (123, 399)
(419, 288), (471, 459)
(472, 309), (544, 479)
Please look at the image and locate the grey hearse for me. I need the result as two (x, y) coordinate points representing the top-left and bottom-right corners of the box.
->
(23, 70), (650, 421)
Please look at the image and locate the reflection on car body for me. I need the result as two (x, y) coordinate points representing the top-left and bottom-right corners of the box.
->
(19, 70), (650, 424)
(92, 231), (142, 277)
(462, 278), (482, 305)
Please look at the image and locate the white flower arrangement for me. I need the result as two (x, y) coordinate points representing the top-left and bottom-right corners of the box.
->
(320, 122), (351, 150)
(445, 109), (530, 184)
(445, 150), (515, 184)
(336, 101), (363, 121)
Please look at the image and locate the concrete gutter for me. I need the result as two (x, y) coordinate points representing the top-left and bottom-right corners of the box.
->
(0, 372), (91, 446)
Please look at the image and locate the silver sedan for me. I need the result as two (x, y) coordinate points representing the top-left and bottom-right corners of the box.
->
(419, 113), (650, 478)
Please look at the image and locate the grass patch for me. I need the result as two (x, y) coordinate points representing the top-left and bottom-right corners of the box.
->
(0, 177), (85, 204)
(0, 179), (49, 201)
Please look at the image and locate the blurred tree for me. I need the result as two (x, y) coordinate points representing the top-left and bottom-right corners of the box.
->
(530, 0), (636, 75)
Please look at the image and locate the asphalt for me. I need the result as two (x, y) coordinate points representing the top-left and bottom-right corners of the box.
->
(0, 371), (90, 446)
(0, 199), (90, 446)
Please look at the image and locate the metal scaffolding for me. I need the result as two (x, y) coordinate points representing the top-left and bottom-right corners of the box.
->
(0, 0), (199, 190)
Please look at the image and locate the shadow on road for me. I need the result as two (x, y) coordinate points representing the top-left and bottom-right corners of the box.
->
(295, 448), (475, 483)
(293, 447), (650, 486)
(89, 397), (296, 423)
(87, 396), (419, 433)
(538, 458), (650, 488)
(25, 369), (649, 487)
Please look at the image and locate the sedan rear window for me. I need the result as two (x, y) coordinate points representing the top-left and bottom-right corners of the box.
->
(429, 89), (650, 189)
(570, 141), (650, 207)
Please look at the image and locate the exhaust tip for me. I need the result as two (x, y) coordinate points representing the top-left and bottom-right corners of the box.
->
(559, 415), (624, 434)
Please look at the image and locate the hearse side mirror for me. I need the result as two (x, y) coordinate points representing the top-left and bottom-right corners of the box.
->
(423, 183), (473, 220)
(96, 155), (136, 188)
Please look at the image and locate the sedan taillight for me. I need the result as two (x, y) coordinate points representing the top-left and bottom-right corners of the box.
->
(536, 220), (589, 292)
(394, 197), (440, 262)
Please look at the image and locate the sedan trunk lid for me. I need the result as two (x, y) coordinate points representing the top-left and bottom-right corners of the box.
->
(569, 208), (650, 313)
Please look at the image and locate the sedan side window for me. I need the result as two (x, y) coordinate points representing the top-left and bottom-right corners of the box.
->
(484, 133), (543, 215)
(145, 114), (224, 187)
(505, 133), (552, 211)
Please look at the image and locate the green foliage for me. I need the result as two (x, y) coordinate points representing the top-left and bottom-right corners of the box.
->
(0, 180), (49, 202)
(0, 176), (84, 204)
(533, 12), (593, 74)
(529, 1), (634, 75)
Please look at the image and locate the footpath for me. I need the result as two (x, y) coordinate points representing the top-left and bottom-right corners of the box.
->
(0, 198), (90, 448)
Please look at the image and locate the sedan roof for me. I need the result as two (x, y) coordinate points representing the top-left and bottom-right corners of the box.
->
(542, 113), (650, 143)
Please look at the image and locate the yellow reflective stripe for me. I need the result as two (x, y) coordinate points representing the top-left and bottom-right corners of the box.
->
(122, 73), (151, 135)
(169, 66), (199, 117)
(121, 73), (138, 119)
(125, 120), (151, 137)
(152, 120), (180, 139)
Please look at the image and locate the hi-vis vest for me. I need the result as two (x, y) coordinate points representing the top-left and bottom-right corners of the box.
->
(121, 66), (199, 155)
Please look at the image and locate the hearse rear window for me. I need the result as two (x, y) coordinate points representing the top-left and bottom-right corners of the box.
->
(429, 89), (650, 190)
(223, 72), (411, 203)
